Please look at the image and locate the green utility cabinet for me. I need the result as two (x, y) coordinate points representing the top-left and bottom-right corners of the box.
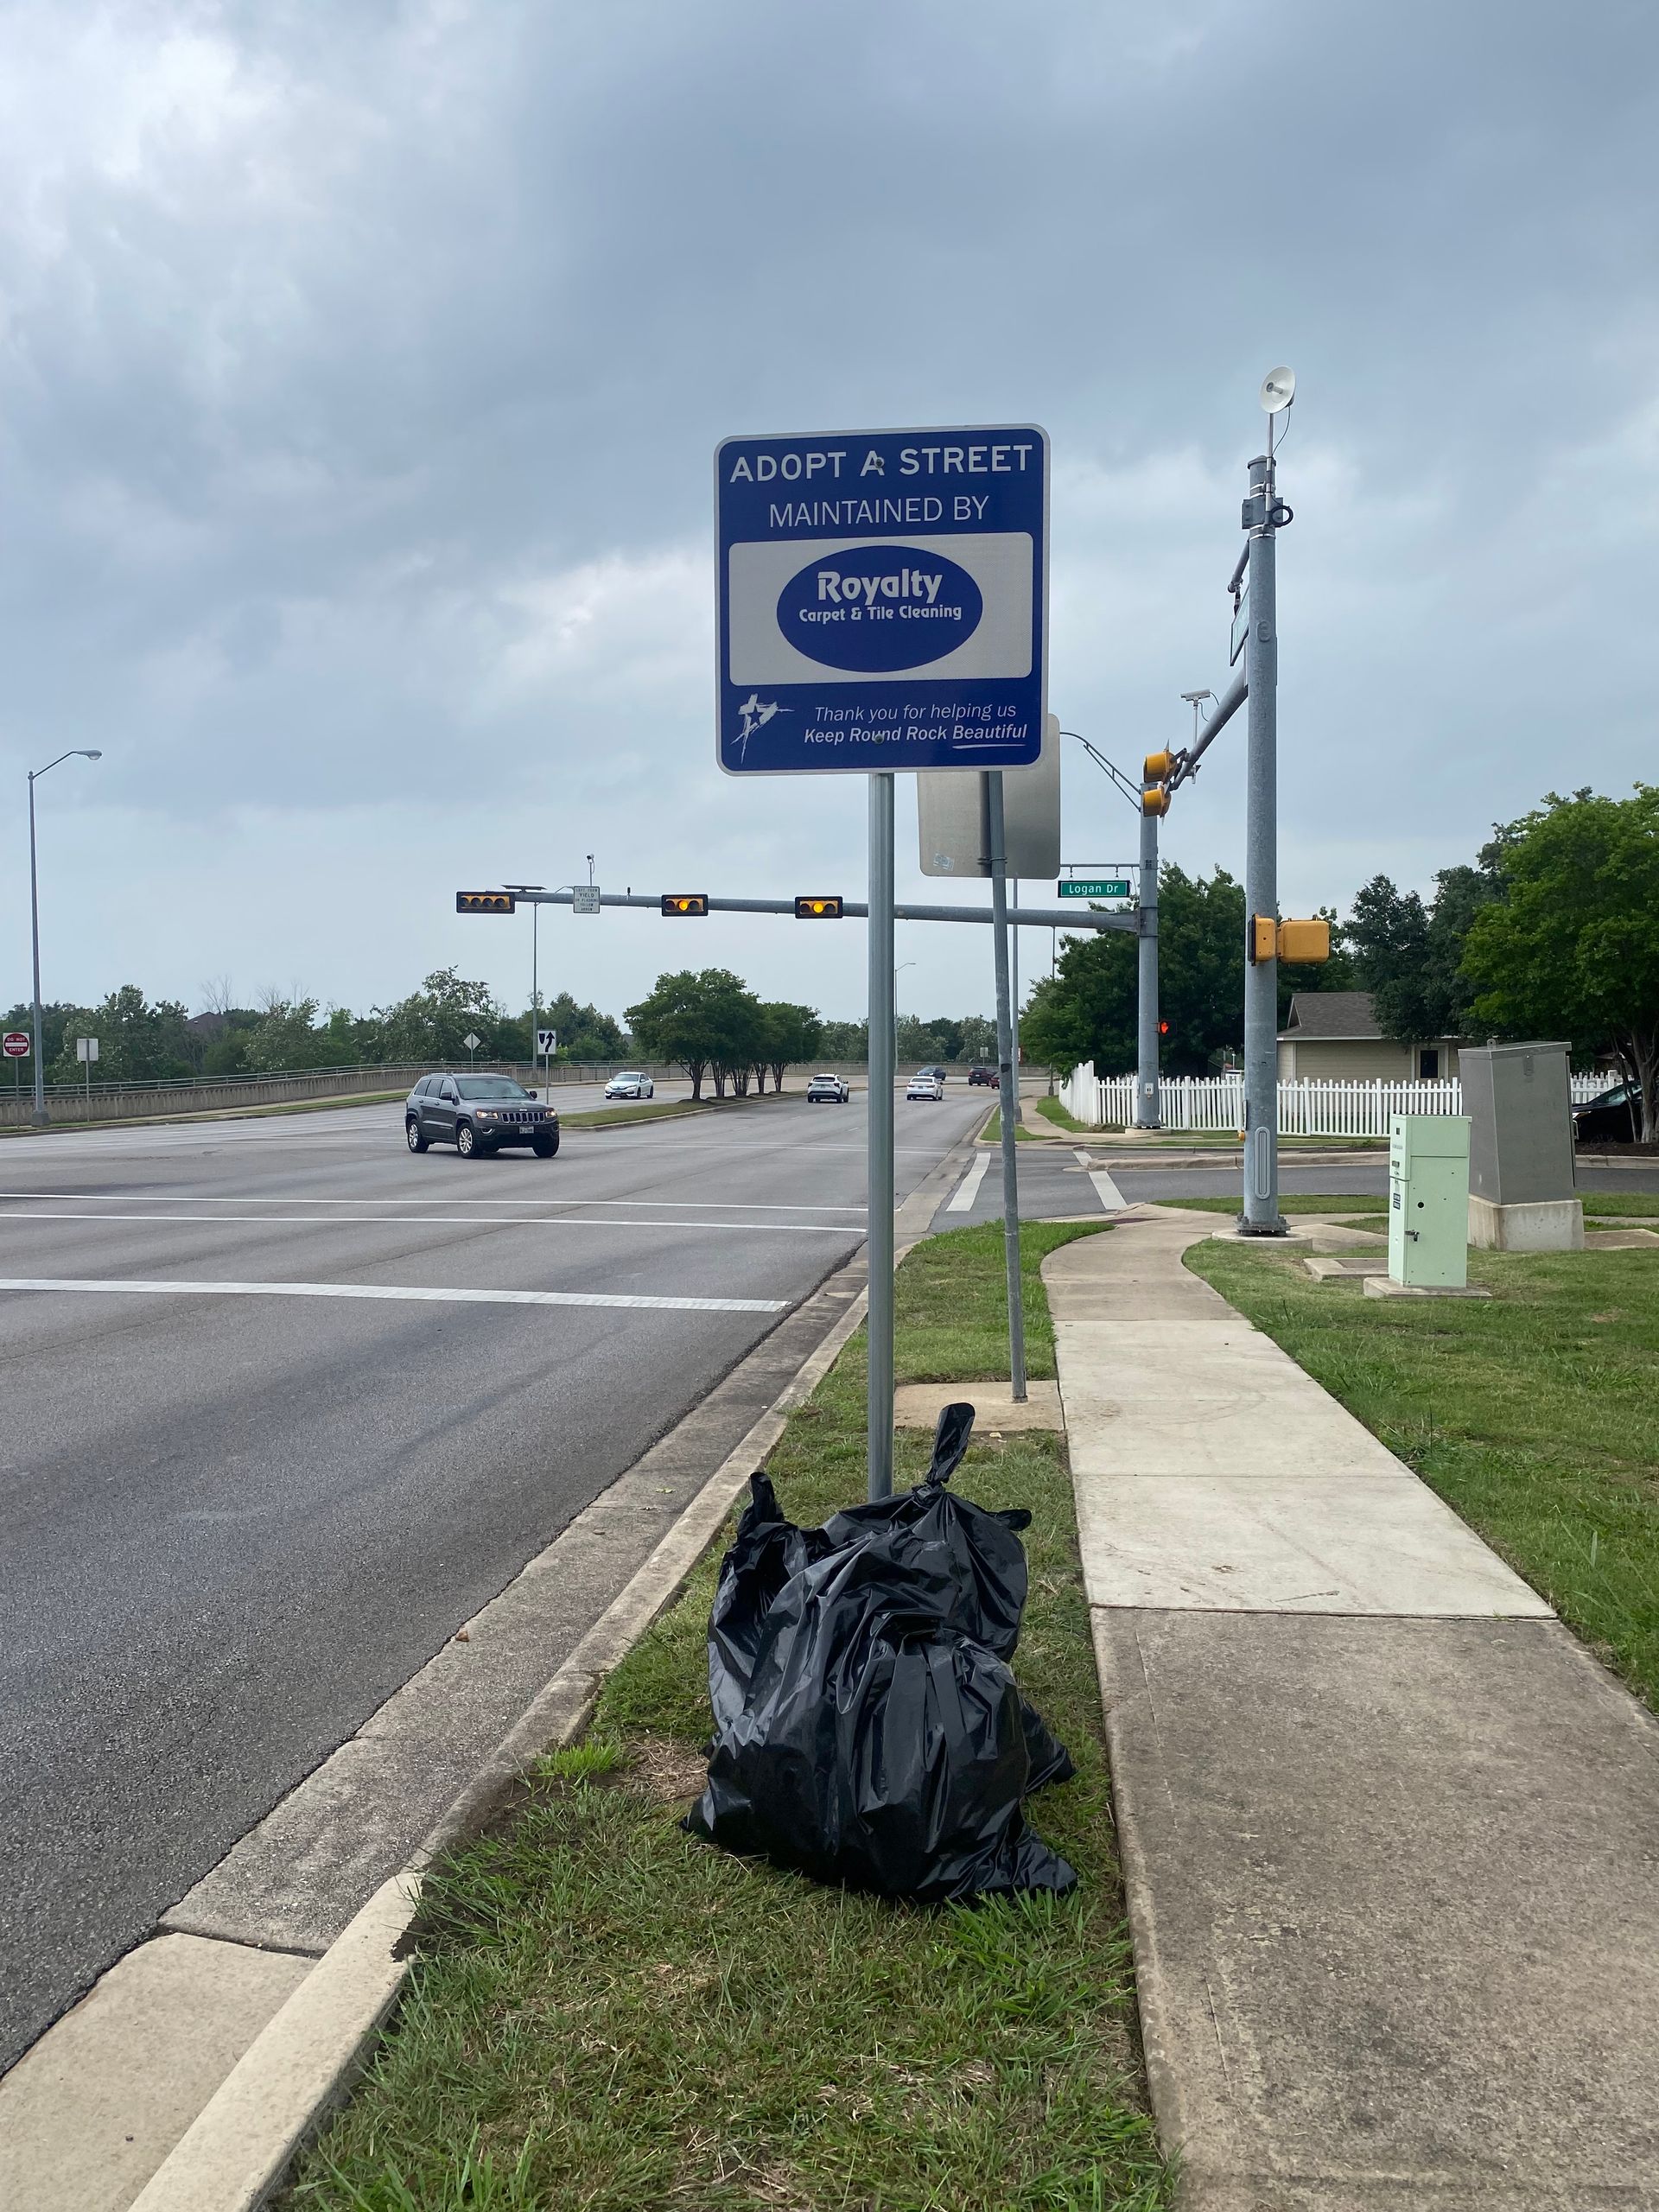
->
(1389, 1116), (1471, 1287)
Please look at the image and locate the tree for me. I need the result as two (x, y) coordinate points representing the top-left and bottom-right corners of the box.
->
(817, 1017), (868, 1062)
(1462, 785), (1659, 1140)
(371, 969), (510, 1065)
(1346, 866), (1497, 1042)
(757, 1002), (822, 1091)
(241, 998), (330, 1072)
(534, 992), (626, 1063)
(46, 985), (195, 1084)
(1021, 865), (1247, 1077)
(626, 969), (760, 1101)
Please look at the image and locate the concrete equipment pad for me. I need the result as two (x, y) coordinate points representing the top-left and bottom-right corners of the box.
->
(1094, 1610), (1659, 2209)
(892, 1379), (1063, 1432)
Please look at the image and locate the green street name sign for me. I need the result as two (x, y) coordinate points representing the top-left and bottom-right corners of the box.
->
(1058, 878), (1133, 899)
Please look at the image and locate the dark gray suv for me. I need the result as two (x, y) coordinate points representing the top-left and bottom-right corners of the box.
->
(405, 1073), (560, 1160)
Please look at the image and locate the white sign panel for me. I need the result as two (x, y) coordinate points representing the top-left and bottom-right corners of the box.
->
(536, 1028), (557, 1056)
(76, 1036), (99, 1064)
(572, 887), (601, 915)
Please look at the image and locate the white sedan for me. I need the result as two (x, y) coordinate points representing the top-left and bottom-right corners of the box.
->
(604, 1071), (655, 1100)
(905, 1074), (944, 1101)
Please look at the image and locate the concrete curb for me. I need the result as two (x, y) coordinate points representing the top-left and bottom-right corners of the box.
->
(127, 1271), (873, 2212)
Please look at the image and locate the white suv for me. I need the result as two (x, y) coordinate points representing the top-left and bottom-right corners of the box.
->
(805, 1072), (850, 1103)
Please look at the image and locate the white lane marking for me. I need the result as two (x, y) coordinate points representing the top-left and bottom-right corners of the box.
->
(1090, 1168), (1128, 1211)
(0, 1277), (785, 1314)
(0, 1191), (867, 1213)
(0, 1209), (861, 1235)
(946, 1152), (992, 1213)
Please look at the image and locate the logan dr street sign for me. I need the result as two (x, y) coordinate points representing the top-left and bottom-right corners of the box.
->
(716, 425), (1047, 775)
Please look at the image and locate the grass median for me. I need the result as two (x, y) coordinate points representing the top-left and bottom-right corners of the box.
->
(286, 1221), (1169, 2212)
(1188, 1239), (1659, 1711)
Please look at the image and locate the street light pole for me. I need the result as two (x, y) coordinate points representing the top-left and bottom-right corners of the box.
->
(27, 749), (101, 1128)
(1241, 444), (1285, 1234)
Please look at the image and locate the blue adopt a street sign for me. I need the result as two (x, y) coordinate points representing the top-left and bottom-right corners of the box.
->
(716, 424), (1047, 776)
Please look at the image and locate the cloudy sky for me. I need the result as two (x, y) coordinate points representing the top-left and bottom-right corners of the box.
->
(3, 0), (1655, 1029)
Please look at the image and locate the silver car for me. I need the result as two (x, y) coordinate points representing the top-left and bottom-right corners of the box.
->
(604, 1071), (655, 1100)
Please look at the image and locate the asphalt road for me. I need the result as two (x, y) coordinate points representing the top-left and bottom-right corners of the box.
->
(0, 1084), (1000, 2072)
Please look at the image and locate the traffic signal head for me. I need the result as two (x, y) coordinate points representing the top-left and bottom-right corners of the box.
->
(1158, 1018), (1170, 1036)
(661, 893), (709, 917)
(1249, 913), (1278, 963)
(1143, 751), (1173, 783)
(455, 891), (515, 914)
(1141, 785), (1170, 817)
(1277, 918), (1332, 963)
(793, 894), (845, 920)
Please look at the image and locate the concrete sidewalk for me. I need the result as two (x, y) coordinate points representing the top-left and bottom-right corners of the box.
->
(1045, 1211), (1659, 2209)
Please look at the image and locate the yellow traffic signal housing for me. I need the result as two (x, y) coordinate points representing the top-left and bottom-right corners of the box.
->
(661, 893), (709, 917)
(1249, 913), (1277, 963)
(794, 895), (845, 919)
(1143, 751), (1173, 783)
(1141, 785), (1170, 817)
(1277, 918), (1332, 963)
(455, 891), (515, 914)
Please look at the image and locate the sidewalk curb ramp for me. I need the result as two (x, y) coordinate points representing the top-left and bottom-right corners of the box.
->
(101, 1117), (982, 2209)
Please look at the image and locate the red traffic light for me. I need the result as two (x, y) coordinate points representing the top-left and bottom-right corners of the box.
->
(1159, 1019), (1170, 1035)
(661, 893), (709, 917)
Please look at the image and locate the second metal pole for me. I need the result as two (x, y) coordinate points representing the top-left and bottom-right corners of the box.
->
(867, 771), (896, 1499)
(986, 774), (1028, 1401)
(28, 774), (48, 1127)
(1135, 798), (1160, 1127)
(1241, 449), (1285, 1233)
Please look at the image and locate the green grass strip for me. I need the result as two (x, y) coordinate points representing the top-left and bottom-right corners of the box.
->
(1187, 1239), (1659, 1711)
(978, 1106), (1034, 1142)
(287, 1222), (1169, 2212)
(1034, 1096), (1090, 1133)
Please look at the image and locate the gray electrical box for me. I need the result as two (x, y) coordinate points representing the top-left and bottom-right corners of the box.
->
(1389, 1116), (1471, 1287)
(1459, 1043), (1575, 1205)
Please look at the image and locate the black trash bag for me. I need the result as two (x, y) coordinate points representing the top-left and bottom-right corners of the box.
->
(686, 1402), (1077, 1902)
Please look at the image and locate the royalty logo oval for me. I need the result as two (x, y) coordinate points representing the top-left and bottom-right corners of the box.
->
(776, 544), (982, 672)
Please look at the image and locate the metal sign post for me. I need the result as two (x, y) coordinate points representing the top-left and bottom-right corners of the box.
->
(986, 776), (1027, 1401)
(867, 773), (897, 1498)
(717, 423), (1048, 1501)
(76, 1034), (99, 1116)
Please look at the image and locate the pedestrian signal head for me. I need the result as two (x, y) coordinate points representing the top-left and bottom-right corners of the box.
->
(1159, 1019), (1170, 1036)
(793, 895), (844, 919)
(1141, 785), (1170, 817)
(455, 891), (515, 914)
(1143, 752), (1173, 783)
(1277, 918), (1332, 963)
(1249, 914), (1278, 963)
(660, 893), (709, 917)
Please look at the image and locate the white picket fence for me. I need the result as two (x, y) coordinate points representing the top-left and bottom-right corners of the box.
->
(1058, 1064), (1607, 1137)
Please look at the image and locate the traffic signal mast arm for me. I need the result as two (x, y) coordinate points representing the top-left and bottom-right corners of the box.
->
(491, 887), (1141, 932)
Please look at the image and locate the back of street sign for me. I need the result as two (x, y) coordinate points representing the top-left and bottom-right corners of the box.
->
(716, 424), (1047, 776)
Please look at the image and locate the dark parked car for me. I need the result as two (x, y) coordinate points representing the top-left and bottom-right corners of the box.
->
(1572, 1081), (1643, 1145)
(405, 1073), (560, 1159)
